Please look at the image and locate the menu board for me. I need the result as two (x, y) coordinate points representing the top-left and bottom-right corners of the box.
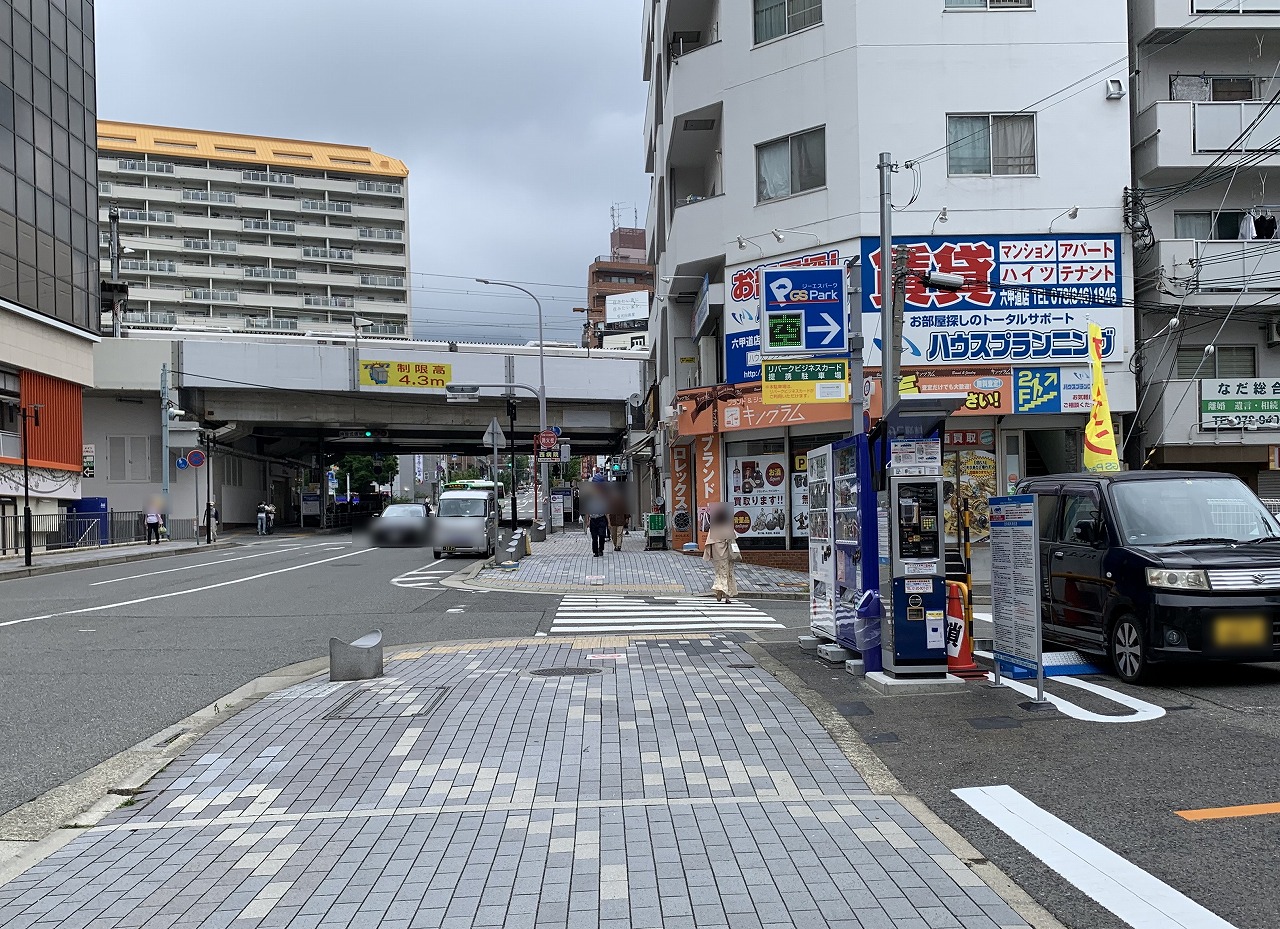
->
(728, 454), (789, 538)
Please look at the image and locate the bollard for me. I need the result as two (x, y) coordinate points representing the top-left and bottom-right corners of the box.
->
(329, 630), (383, 682)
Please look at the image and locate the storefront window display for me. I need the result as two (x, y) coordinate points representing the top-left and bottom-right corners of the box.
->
(726, 440), (788, 545)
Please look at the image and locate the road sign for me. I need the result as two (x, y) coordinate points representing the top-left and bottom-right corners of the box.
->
(762, 359), (850, 405)
(536, 444), (562, 463)
(536, 430), (557, 450)
(82, 444), (95, 479)
(175, 456), (189, 471)
(185, 449), (206, 468)
(483, 417), (508, 449)
(759, 267), (847, 356)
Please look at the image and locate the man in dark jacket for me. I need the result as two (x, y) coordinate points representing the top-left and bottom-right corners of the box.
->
(583, 484), (610, 557)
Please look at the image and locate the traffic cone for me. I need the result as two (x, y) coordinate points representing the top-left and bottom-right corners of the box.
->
(946, 581), (985, 680)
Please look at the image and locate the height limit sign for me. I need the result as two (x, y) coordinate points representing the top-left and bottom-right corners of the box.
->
(760, 266), (848, 357)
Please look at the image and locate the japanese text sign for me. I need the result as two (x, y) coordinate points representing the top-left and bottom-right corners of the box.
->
(760, 267), (848, 356)
(762, 359), (850, 405)
(1200, 379), (1280, 430)
(359, 360), (452, 390)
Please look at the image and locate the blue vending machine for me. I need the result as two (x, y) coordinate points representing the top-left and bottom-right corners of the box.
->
(831, 435), (881, 670)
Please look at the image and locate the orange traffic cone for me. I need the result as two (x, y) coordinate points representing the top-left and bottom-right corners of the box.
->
(946, 581), (985, 680)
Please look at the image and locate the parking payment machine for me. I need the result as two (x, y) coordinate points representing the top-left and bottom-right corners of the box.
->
(872, 398), (965, 677)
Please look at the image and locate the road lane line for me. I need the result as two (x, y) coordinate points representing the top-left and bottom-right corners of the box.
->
(954, 785), (1239, 929)
(89, 546), (307, 585)
(1176, 801), (1280, 822)
(0, 548), (374, 629)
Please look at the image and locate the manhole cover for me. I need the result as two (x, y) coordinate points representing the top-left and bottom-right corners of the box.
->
(324, 685), (449, 720)
(529, 667), (602, 677)
(727, 663), (756, 669)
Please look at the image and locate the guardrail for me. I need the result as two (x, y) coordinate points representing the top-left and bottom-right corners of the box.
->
(0, 510), (198, 557)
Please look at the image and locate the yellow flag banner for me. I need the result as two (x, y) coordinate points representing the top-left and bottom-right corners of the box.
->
(1084, 322), (1121, 472)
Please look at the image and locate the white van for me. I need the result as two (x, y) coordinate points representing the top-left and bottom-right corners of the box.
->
(434, 490), (497, 558)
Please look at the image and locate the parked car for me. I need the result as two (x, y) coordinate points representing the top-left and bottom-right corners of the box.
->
(433, 490), (496, 558)
(370, 503), (430, 547)
(1018, 471), (1280, 683)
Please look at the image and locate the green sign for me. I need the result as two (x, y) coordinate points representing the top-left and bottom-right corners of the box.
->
(763, 360), (847, 383)
(761, 359), (850, 405)
(766, 313), (803, 349)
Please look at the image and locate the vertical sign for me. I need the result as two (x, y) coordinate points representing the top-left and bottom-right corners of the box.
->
(1084, 321), (1121, 471)
(670, 444), (694, 549)
(82, 444), (95, 479)
(988, 493), (1045, 701)
(693, 434), (722, 544)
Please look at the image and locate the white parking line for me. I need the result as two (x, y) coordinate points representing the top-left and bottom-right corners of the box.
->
(89, 546), (309, 585)
(955, 785), (1238, 929)
(989, 672), (1166, 724)
(0, 548), (374, 629)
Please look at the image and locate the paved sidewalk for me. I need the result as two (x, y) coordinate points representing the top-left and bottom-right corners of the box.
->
(0, 537), (236, 582)
(473, 531), (809, 599)
(0, 635), (1029, 929)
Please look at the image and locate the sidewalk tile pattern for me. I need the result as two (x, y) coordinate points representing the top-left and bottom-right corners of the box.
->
(477, 531), (809, 597)
(0, 637), (1028, 929)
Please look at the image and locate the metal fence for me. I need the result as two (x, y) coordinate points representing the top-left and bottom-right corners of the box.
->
(0, 510), (198, 557)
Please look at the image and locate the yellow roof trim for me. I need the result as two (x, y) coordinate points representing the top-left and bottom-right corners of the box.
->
(96, 120), (409, 179)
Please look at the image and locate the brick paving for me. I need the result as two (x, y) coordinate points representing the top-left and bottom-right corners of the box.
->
(0, 636), (1028, 929)
(475, 531), (810, 599)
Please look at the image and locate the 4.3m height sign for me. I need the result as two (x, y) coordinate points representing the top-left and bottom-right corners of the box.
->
(760, 267), (848, 357)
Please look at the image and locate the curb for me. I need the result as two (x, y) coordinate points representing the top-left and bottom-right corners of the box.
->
(0, 540), (238, 583)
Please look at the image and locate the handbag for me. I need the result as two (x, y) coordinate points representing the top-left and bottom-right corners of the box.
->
(730, 541), (743, 563)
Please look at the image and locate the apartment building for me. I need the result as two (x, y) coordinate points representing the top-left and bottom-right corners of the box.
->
(644, 0), (1133, 551)
(1130, 1), (1280, 494)
(582, 226), (655, 349)
(0, 0), (100, 537)
(96, 122), (410, 338)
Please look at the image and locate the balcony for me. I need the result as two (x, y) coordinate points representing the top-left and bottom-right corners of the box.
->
(245, 316), (299, 331)
(1133, 0), (1280, 44)
(664, 42), (723, 136)
(1135, 100), (1280, 179)
(122, 310), (177, 326)
(1144, 377), (1280, 455)
(1145, 238), (1280, 302)
(665, 192), (725, 269)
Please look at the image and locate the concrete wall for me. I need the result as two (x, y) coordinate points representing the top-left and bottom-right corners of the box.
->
(0, 301), (96, 388)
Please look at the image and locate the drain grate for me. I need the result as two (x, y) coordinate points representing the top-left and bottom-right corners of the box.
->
(529, 667), (602, 677)
(324, 685), (449, 720)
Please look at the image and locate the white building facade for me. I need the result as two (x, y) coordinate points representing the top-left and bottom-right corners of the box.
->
(95, 122), (410, 339)
(644, 0), (1135, 551)
(1130, 1), (1280, 495)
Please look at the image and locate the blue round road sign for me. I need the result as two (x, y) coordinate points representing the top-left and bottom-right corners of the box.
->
(185, 449), (207, 468)
(175, 457), (189, 470)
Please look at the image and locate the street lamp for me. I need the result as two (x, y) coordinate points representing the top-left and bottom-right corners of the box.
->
(475, 278), (550, 528)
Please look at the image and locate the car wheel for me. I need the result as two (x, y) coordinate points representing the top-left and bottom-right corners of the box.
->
(1109, 615), (1147, 684)
(433, 550), (443, 559)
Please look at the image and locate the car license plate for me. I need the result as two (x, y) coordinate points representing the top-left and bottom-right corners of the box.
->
(1211, 616), (1269, 649)
(442, 546), (456, 553)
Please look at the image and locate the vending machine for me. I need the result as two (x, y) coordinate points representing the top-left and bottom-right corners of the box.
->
(807, 445), (836, 640)
(831, 435), (881, 666)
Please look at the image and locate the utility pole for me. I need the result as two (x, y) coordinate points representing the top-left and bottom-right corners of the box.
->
(19, 404), (40, 567)
(507, 396), (518, 538)
(205, 432), (213, 544)
(885, 245), (909, 416)
(877, 152), (898, 416)
(160, 364), (170, 516)
(109, 206), (123, 339)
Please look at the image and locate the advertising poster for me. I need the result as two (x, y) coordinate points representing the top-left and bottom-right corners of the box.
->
(669, 444), (694, 548)
(942, 430), (997, 543)
(791, 455), (809, 538)
(727, 454), (789, 538)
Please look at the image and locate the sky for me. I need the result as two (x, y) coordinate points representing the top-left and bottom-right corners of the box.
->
(94, 0), (650, 344)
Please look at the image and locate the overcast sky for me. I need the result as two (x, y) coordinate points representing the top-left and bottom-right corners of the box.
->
(95, 0), (649, 344)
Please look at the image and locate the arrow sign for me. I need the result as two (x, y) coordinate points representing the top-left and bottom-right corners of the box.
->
(482, 417), (508, 449)
(809, 312), (842, 346)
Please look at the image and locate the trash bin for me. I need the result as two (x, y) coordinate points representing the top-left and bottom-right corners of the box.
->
(854, 590), (883, 674)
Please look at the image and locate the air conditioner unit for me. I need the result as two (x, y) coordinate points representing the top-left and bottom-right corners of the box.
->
(1267, 318), (1280, 348)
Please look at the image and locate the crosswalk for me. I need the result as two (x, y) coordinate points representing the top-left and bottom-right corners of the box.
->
(550, 595), (784, 635)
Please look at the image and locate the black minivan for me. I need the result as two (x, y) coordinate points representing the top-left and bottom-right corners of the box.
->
(1017, 471), (1280, 683)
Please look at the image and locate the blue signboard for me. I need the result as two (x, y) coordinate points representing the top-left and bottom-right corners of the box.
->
(725, 330), (762, 385)
(860, 234), (1125, 366)
(760, 267), (848, 356)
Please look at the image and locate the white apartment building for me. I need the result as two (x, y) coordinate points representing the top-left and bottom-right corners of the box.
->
(95, 122), (410, 339)
(644, 0), (1134, 552)
(1131, 1), (1280, 494)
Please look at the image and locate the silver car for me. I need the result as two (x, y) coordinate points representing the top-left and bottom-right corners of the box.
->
(433, 491), (496, 558)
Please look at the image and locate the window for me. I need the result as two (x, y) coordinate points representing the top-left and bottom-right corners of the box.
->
(753, 0), (821, 44)
(1176, 345), (1256, 378)
(106, 435), (156, 482)
(947, 114), (1036, 175)
(1170, 74), (1256, 102)
(945, 0), (1032, 8)
(1037, 493), (1059, 541)
(756, 127), (825, 201)
(223, 454), (243, 487)
(1059, 489), (1101, 545)
(1174, 210), (1249, 241)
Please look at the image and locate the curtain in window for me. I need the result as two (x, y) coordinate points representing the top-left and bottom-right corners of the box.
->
(991, 115), (1035, 174)
(754, 0), (786, 43)
(947, 116), (991, 175)
(945, 0), (987, 7)
(791, 128), (826, 193)
(757, 139), (790, 201)
(1174, 212), (1213, 240)
(788, 0), (822, 32)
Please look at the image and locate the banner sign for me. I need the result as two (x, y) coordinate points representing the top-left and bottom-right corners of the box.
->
(693, 433), (722, 543)
(670, 443), (694, 548)
(606, 291), (650, 325)
(1084, 322), (1122, 471)
(1200, 379), (1280, 430)
(868, 366), (1094, 419)
(762, 359), (849, 405)
(676, 382), (853, 437)
(861, 235), (1124, 366)
(360, 360), (452, 390)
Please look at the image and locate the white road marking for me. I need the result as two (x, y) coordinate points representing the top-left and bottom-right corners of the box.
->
(988, 673), (1166, 723)
(0, 549), (374, 629)
(551, 596), (783, 635)
(391, 561), (448, 590)
(90, 546), (309, 585)
(954, 785), (1238, 929)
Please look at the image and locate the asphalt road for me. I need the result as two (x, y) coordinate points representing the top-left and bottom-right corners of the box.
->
(763, 643), (1280, 929)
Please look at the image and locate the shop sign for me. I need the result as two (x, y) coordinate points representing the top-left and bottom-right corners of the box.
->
(360, 360), (452, 390)
(760, 267), (848, 356)
(670, 444), (694, 548)
(1013, 367), (1093, 414)
(693, 434), (722, 542)
(676, 382), (853, 437)
(793, 454), (809, 472)
(728, 454), (789, 538)
(1199, 379), (1280, 430)
(690, 275), (712, 337)
(868, 366), (1094, 419)
(861, 235), (1126, 366)
(82, 444), (95, 479)
(944, 430), (994, 449)
(762, 359), (849, 405)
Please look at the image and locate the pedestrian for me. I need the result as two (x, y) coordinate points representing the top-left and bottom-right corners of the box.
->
(584, 485), (609, 557)
(256, 501), (268, 536)
(144, 508), (162, 545)
(265, 502), (276, 534)
(203, 500), (219, 542)
(608, 492), (629, 552)
(703, 505), (739, 602)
